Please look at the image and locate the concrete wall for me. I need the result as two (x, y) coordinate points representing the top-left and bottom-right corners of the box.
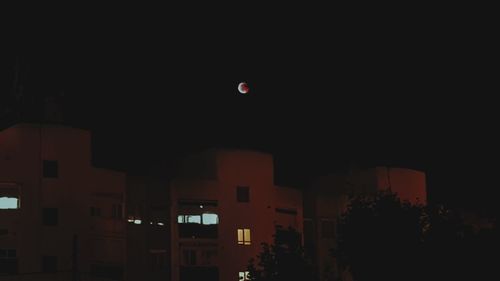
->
(0, 124), (126, 280)
(170, 150), (303, 281)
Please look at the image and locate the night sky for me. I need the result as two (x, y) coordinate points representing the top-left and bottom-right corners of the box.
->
(1, 8), (498, 214)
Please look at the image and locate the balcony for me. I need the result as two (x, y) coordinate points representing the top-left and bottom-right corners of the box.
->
(179, 224), (218, 239)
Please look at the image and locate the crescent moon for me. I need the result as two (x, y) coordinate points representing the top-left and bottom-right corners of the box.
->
(238, 82), (249, 94)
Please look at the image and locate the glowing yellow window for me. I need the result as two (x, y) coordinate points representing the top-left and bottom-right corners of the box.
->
(237, 228), (251, 245)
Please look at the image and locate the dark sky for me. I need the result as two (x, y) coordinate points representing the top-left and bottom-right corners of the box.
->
(1, 8), (498, 213)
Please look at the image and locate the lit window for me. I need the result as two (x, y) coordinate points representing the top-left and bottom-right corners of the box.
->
(0, 197), (18, 209)
(239, 271), (250, 281)
(0, 186), (19, 209)
(237, 186), (250, 202)
(237, 229), (251, 245)
(177, 215), (203, 224)
(202, 213), (219, 225)
(187, 215), (201, 224)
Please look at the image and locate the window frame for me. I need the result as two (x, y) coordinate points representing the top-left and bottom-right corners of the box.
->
(237, 228), (251, 245)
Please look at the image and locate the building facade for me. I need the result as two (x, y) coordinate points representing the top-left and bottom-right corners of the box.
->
(169, 149), (303, 281)
(0, 124), (126, 280)
(1, 123), (428, 281)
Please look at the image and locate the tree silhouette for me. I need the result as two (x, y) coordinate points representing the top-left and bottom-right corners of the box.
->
(335, 190), (498, 281)
(248, 227), (317, 281)
(335, 191), (425, 281)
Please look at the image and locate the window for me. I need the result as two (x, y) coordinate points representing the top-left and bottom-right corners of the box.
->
(200, 249), (217, 266)
(0, 249), (18, 275)
(111, 204), (122, 219)
(177, 214), (219, 225)
(239, 271), (250, 281)
(0, 249), (16, 259)
(237, 186), (250, 202)
(150, 250), (167, 271)
(177, 215), (201, 224)
(42, 256), (57, 273)
(178, 214), (219, 238)
(128, 216), (142, 224)
(43, 208), (58, 226)
(202, 213), (218, 225)
(0, 197), (18, 209)
(0, 229), (8, 236)
(182, 249), (197, 266)
(321, 220), (335, 239)
(43, 160), (58, 178)
(0, 185), (19, 209)
(90, 207), (101, 217)
(237, 229), (251, 245)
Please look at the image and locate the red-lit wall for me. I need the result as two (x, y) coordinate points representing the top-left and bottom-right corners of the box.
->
(375, 167), (427, 205)
(0, 124), (126, 280)
(170, 149), (303, 281)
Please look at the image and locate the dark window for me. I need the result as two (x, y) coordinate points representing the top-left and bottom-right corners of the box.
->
(183, 250), (197, 266)
(43, 208), (58, 226)
(7, 250), (15, 259)
(321, 220), (335, 239)
(42, 256), (57, 273)
(90, 207), (101, 217)
(0, 229), (8, 236)
(201, 249), (217, 265)
(43, 160), (58, 178)
(0, 248), (18, 275)
(236, 186), (250, 202)
(151, 251), (167, 271)
(111, 204), (122, 219)
(0, 249), (16, 259)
